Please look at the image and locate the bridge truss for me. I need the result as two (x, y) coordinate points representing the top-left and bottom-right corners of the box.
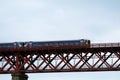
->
(0, 43), (120, 73)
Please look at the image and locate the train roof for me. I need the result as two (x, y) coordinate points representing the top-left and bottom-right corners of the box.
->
(0, 39), (90, 44)
(29, 39), (90, 43)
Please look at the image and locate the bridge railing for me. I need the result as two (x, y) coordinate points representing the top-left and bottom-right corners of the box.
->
(91, 43), (120, 48)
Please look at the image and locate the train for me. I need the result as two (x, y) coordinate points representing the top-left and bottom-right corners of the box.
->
(0, 39), (90, 48)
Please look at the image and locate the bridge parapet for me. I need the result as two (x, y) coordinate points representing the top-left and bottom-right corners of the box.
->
(91, 43), (120, 48)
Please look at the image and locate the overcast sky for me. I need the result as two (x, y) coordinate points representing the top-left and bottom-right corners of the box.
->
(0, 0), (120, 43)
(0, 0), (120, 80)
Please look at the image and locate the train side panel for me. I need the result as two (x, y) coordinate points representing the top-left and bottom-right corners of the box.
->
(30, 39), (90, 48)
(0, 43), (15, 48)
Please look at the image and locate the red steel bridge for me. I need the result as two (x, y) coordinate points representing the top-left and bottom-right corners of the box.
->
(0, 43), (120, 74)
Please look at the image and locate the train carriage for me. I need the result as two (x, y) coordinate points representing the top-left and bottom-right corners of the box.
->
(28, 39), (90, 48)
(0, 39), (91, 48)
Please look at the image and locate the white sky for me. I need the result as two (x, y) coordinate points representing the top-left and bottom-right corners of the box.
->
(0, 0), (120, 80)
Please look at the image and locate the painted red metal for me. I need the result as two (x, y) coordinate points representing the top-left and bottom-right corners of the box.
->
(0, 43), (120, 74)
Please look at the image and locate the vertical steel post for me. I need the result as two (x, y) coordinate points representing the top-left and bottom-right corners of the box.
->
(11, 49), (28, 80)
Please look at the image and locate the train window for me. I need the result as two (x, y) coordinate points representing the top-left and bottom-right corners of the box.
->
(85, 40), (90, 44)
(80, 40), (84, 42)
(42, 44), (45, 46)
(74, 42), (79, 45)
(34, 43), (42, 47)
(47, 43), (49, 46)
(80, 40), (85, 44)
(72, 42), (74, 45)
(17, 43), (22, 47)
(41, 43), (45, 46)
(29, 42), (32, 46)
(65, 42), (71, 45)
(64, 43), (69, 45)
(48, 43), (53, 46)
(86, 40), (88, 44)
(59, 43), (63, 45)
(14, 43), (17, 46)
(54, 43), (58, 46)
(44, 43), (49, 46)
(24, 42), (28, 47)
(72, 42), (75, 45)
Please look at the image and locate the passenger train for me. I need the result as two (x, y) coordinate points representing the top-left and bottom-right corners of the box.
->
(0, 39), (90, 48)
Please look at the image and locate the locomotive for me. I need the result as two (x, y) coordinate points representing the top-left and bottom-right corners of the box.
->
(0, 39), (90, 48)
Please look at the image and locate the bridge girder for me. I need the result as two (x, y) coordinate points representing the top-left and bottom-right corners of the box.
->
(0, 44), (120, 73)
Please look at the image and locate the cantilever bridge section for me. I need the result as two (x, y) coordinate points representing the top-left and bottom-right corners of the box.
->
(0, 43), (120, 74)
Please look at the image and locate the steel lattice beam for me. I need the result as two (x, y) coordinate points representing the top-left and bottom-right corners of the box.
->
(0, 44), (120, 74)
